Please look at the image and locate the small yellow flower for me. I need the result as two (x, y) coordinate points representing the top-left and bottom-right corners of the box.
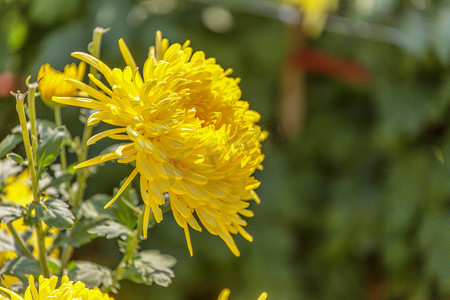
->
(217, 289), (268, 300)
(0, 171), (58, 288)
(0, 275), (114, 300)
(282, 0), (338, 36)
(37, 62), (85, 108)
(54, 31), (267, 256)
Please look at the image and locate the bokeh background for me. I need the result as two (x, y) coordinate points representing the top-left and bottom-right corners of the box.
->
(0, 0), (449, 299)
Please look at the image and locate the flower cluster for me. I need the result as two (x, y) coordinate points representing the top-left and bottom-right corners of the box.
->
(0, 171), (58, 288)
(0, 275), (113, 300)
(54, 31), (267, 256)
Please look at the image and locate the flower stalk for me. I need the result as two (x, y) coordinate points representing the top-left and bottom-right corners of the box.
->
(54, 106), (67, 172)
(59, 27), (109, 276)
(73, 26), (109, 208)
(12, 91), (39, 204)
(35, 221), (50, 277)
(105, 208), (146, 292)
(11, 89), (50, 277)
(27, 80), (39, 162)
(6, 223), (33, 258)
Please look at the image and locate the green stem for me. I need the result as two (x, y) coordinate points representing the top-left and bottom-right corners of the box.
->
(14, 92), (39, 204)
(54, 106), (67, 172)
(7, 223), (33, 258)
(28, 82), (38, 162)
(73, 125), (93, 207)
(72, 26), (109, 208)
(35, 222), (50, 277)
(58, 246), (74, 276)
(88, 27), (109, 86)
(59, 27), (109, 275)
(105, 209), (146, 292)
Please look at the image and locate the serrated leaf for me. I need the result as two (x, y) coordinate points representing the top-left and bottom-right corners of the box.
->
(0, 257), (42, 281)
(36, 126), (65, 175)
(0, 134), (22, 158)
(121, 250), (176, 287)
(68, 261), (113, 289)
(0, 230), (17, 252)
(7, 153), (27, 166)
(88, 220), (133, 240)
(35, 198), (74, 230)
(0, 205), (24, 224)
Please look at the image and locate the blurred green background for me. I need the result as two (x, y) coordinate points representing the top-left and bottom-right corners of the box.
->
(0, 0), (449, 299)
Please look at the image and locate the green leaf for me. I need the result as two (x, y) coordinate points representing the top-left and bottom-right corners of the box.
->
(0, 257), (42, 282)
(36, 126), (65, 175)
(12, 119), (56, 138)
(52, 218), (104, 249)
(35, 198), (74, 230)
(0, 134), (22, 158)
(121, 250), (176, 287)
(0, 205), (24, 224)
(41, 173), (73, 191)
(67, 261), (113, 289)
(88, 220), (133, 240)
(6, 153), (27, 166)
(48, 257), (61, 275)
(110, 185), (139, 230)
(81, 192), (139, 230)
(76, 194), (113, 219)
(0, 160), (22, 187)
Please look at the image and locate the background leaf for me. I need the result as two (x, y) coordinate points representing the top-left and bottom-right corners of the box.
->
(0, 134), (22, 158)
(0, 257), (42, 282)
(67, 261), (113, 289)
(0, 205), (24, 224)
(52, 218), (104, 249)
(121, 250), (176, 287)
(88, 220), (133, 240)
(36, 126), (65, 175)
(6, 153), (27, 166)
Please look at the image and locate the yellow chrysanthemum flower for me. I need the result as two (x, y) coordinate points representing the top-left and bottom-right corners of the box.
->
(217, 289), (268, 300)
(282, 0), (338, 36)
(0, 171), (58, 288)
(53, 31), (267, 256)
(37, 62), (86, 108)
(0, 275), (114, 300)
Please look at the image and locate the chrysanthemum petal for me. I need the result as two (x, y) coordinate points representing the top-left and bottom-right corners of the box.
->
(119, 38), (138, 71)
(65, 78), (111, 103)
(143, 204), (151, 238)
(53, 96), (108, 111)
(74, 152), (118, 169)
(184, 226), (193, 256)
(104, 168), (139, 209)
(88, 73), (112, 96)
(87, 128), (128, 145)
(0, 287), (23, 300)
